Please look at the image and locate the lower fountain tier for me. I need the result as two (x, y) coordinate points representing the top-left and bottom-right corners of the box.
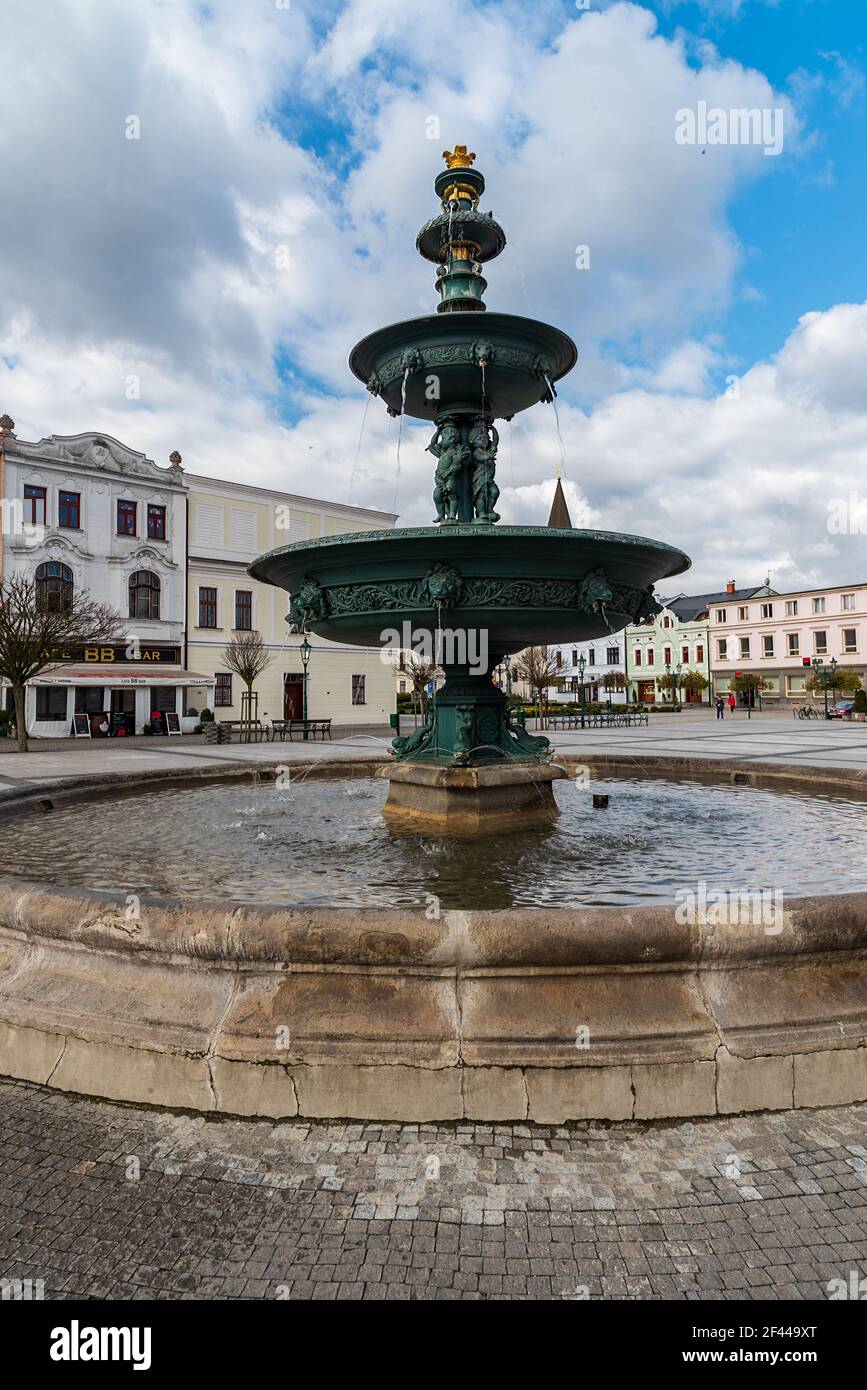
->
(247, 524), (691, 651)
(379, 761), (567, 835)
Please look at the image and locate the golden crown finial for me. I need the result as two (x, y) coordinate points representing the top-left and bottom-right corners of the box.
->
(442, 145), (475, 170)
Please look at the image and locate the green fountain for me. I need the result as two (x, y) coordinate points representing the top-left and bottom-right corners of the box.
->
(249, 146), (690, 831)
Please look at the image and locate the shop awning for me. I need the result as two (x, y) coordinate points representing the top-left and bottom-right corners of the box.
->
(32, 667), (216, 687)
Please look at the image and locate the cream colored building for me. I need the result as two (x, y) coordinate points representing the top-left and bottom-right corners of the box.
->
(185, 475), (397, 727)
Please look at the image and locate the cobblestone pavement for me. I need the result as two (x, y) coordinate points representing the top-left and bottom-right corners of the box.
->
(1, 1080), (866, 1300)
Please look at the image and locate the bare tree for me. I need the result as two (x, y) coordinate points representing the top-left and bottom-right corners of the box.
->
(511, 646), (565, 728)
(0, 573), (123, 753)
(222, 630), (273, 732)
(395, 650), (437, 717)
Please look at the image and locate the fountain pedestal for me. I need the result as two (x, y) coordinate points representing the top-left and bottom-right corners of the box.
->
(380, 760), (566, 835)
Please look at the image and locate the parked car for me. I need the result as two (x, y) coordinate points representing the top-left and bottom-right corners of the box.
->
(829, 700), (855, 719)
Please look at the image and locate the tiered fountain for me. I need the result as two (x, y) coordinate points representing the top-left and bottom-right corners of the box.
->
(250, 146), (690, 830)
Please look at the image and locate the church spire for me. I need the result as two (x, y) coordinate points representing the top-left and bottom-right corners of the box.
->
(547, 476), (572, 529)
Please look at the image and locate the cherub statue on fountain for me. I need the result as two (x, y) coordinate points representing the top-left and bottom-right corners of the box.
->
(428, 421), (467, 524)
(469, 418), (500, 523)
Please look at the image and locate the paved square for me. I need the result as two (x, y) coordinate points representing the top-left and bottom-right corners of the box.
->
(1, 1080), (865, 1300)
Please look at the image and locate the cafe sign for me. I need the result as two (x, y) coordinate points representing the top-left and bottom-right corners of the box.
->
(58, 643), (181, 664)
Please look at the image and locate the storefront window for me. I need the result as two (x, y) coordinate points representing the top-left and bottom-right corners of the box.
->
(75, 688), (105, 714)
(36, 688), (68, 720)
(151, 687), (177, 713)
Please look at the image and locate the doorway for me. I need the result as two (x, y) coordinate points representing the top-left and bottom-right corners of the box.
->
(284, 674), (304, 720)
(110, 688), (136, 736)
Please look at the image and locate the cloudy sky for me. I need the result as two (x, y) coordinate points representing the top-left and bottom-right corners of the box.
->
(1, 0), (865, 593)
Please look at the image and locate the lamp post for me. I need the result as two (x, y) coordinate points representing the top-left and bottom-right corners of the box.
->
(664, 659), (671, 708)
(300, 635), (312, 740)
(577, 652), (586, 729)
(812, 656), (837, 719)
(675, 661), (682, 712)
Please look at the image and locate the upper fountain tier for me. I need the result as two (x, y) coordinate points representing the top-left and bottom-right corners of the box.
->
(349, 146), (577, 423)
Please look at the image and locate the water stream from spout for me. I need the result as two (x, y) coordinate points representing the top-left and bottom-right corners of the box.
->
(545, 373), (567, 479)
(394, 366), (410, 513)
(508, 419), (515, 489)
(348, 391), (372, 505)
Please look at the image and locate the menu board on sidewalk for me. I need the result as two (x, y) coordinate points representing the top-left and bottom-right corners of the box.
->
(164, 712), (181, 735)
(72, 713), (91, 738)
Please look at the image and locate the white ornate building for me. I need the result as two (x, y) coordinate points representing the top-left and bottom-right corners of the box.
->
(0, 419), (209, 737)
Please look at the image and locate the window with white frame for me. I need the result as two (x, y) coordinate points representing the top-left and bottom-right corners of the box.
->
(787, 633), (799, 656)
(715, 609), (726, 623)
(762, 635), (774, 658)
(739, 637), (750, 658)
(842, 593), (856, 612)
(785, 600), (798, 617)
(812, 596), (826, 614)
(737, 606), (748, 621)
(842, 628), (857, 653)
(716, 638), (728, 660)
(813, 630), (827, 655)
(761, 603), (773, 619)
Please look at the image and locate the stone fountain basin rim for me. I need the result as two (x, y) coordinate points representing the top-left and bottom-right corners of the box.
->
(1, 752), (867, 969)
(2, 755), (865, 1122)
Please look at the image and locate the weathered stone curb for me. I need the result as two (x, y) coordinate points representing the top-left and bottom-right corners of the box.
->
(0, 877), (864, 1122)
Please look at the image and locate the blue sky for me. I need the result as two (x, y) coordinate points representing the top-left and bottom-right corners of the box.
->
(1, 0), (866, 590)
(646, 0), (866, 373)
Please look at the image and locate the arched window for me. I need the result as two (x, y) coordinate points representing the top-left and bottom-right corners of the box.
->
(35, 561), (73, 613)
(129, 570), (160, 620)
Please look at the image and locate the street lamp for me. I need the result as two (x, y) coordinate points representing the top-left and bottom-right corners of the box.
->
(664, 659), (671, 707)
(300, 635), (312, 740)
(675, 661), (682, 712)
(811, 656), (837, 719)
(577, 652), (587, 729)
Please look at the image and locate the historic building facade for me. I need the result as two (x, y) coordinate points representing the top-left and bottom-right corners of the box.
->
(623, 583), (775, 705)
(708, 582), (867, 704)
(185, 474), (397, 727)
(0, 419), (207, 737)
(550, 634), (629, 705)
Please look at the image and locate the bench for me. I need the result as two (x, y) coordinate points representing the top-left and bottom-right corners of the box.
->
(270, 718), (332, 742)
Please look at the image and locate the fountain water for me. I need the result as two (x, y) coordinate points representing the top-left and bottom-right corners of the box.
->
(249, 145), (690, 831)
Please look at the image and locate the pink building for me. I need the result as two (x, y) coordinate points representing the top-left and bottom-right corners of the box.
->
(708, 581), (867, 705)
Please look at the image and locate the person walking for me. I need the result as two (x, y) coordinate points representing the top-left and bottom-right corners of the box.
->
(715, 695), (725, 720)
(728, 692), (736, 715)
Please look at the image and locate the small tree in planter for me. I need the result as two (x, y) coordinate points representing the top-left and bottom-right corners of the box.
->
(729, 673), (770, 712)
(222, 631), (273, 738)
(681, 670), (710, 703)
(805, 667), (862, 701)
